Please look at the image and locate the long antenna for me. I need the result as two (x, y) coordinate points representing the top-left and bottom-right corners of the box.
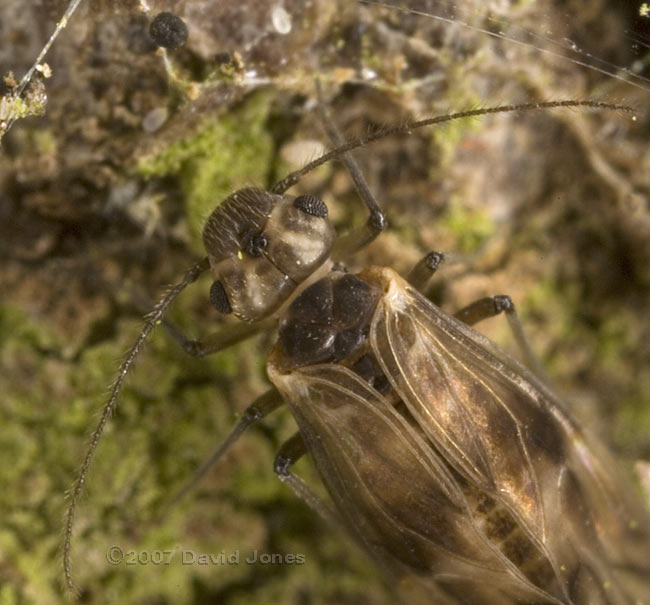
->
(63, 257), (209, 595)
(271, 100), (633, 194)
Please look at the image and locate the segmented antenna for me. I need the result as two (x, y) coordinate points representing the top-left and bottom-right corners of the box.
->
(271, 100), (634, 194)
(63, 257), (209, 594)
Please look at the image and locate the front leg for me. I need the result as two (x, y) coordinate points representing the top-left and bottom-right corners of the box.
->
(162, 316), (276, 357)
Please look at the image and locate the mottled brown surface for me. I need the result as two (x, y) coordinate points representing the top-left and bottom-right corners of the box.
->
(1, 1), (649, 603)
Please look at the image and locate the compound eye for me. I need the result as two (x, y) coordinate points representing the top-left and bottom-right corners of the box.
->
(209, 281), (232, 314)
(293, 195), (328, 218)
(242, 232), (269, 257)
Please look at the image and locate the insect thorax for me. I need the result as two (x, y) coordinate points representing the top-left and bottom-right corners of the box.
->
(271, 271), (384, 373)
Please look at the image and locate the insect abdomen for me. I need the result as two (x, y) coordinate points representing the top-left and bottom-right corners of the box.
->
(471, 492), (560, 597)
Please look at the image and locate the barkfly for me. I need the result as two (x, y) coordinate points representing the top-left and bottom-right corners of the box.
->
(63, 95), (650, 604)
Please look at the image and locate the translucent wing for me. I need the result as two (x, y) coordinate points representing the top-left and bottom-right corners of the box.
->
(268, 361), (565, 604)
(365, 266), (650, 604)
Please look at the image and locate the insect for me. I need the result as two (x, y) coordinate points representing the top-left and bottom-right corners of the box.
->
(60, 90), (650, 604)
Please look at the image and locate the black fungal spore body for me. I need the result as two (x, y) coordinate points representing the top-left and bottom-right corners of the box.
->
(149, 12), (189, 50)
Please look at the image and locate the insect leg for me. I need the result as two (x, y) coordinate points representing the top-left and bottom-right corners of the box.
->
(314, 83), (387, 259)
(162, 388), (284, 514)
(162, 317), (277, 357)
(406, 252), (546, 375)
(274, 432), (341, 528)
(454, 295), (546, 378)
(407, 251), (445, 292)
(126, 283), (275, 357)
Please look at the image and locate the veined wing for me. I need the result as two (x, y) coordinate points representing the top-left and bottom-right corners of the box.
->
(268, 359), (565, 604)
(364, 266), (650, 603)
